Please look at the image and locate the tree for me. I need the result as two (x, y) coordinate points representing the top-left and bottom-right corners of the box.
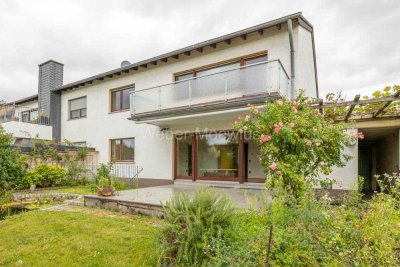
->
(234, 93), (358, 198)
(0, 124), (26, 191)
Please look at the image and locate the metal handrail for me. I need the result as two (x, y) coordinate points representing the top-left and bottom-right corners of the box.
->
(130, 59), (289, 93)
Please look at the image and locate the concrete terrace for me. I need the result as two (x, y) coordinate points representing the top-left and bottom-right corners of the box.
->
(84, 181), (267, 216)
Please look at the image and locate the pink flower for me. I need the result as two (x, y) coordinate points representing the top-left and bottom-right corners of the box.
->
(273, 122), (283, 133)
(252, 108), (259, 115)
(243, 126), (248, 130)
(269, 163), (277, 170)
(276, 100), (283, 106)
(351, 132), (358, 138)
(292, 107), (298, 114)
(247, 103), (252, 107)
(306, 141), (312, 146)
(289, 122), (295, 128)
(292, 100), (297, 106)
(316, 142), (321, 147)
(358, 132), (365, 140)
(238, 129), (244, 133)
(244, 115), (250, 122)
(276, 170), (282, 175)
(260, 134), (272, 143)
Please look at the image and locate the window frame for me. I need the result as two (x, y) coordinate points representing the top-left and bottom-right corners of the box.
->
(110, 137), (135, 162)
(110, 85), (135, 113)
(68, 96), (87, 120)
(173, 51), (268, 82)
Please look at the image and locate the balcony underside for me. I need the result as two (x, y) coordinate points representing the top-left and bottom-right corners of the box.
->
(131, 92), (280, 123)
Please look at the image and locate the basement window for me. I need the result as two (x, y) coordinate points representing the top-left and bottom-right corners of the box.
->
(69, 96), (87, 119)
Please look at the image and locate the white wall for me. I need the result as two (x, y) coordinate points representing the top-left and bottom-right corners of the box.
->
(322, 128), (359, 190)
(1, 121), (52, 140)
(295, 27), (317, 98)
(61, 23), (317, 181)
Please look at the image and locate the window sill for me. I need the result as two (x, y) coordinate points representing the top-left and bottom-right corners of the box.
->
(111, 161), (135, 164)
(67, 117), (87, 121)
(108, 109), (130, 114)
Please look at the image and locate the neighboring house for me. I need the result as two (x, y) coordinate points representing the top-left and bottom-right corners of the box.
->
(6, 12), (389, 191)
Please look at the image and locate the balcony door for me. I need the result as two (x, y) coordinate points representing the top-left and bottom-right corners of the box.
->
(174, 132), (244, 182)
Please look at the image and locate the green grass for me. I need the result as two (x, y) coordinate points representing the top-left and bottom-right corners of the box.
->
(39, 185), (94, 195)
(0, 208), (159, 266)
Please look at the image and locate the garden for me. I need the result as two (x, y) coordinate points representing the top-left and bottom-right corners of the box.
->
(1, 88), (400, 266)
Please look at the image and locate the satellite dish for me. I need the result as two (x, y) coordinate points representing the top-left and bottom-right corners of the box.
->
(121, 60), (131, 68)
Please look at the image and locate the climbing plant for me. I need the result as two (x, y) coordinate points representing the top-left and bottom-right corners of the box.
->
(234, 92), (360, 198)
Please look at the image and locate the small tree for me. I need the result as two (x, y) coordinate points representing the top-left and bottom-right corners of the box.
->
(0, 124), (26, 191)
(234, 93), (358, 198)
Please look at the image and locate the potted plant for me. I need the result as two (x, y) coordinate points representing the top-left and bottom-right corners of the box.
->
(97, 176), (116, 196)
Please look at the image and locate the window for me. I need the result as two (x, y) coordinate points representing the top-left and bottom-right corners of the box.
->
(173, 52), (267, 81)
(69, 97), (87, 119)
(197, 133), (238, 178)
(111, 86), (135, 112)
(20, 108), (38, 123)
(73, 141), (87, 147)
(111, 138), (135, 161)
(244, 54), (268, 65)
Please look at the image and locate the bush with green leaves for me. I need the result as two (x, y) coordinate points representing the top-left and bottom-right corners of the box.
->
(24, 164), (67, 187)
(0, 125), (26, 190)
(157, 187), (237, 266)
(209, 185), (400, 266)
(234, 93), (356, 198)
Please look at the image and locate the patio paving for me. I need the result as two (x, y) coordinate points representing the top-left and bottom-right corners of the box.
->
(105, 182), (268, 209)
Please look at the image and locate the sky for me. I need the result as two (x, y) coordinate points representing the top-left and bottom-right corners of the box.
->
(0, 0), (399, 102)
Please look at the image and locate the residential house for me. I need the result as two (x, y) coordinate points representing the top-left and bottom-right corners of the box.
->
(3, 12), (381, 191)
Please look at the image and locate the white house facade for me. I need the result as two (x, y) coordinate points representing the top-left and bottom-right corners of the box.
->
(55, 13), (319, 184)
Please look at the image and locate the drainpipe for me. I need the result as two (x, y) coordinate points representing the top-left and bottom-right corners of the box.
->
(287, 19), (295, 99)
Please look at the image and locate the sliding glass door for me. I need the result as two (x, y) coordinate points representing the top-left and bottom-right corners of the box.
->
(197, 133), (238, 179)
(174, 132), (243, 182)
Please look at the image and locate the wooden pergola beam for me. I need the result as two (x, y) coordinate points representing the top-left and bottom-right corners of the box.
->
(311, 95), (400, 109)
(344, 94), (360, 121)
(373, 91), (400, 118)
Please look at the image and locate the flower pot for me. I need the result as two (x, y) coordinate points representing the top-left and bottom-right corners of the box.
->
(97, 186), (115, 196)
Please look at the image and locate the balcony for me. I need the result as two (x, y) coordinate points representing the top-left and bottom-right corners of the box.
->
(130, 60), (289, 121)
(0, 105), (50, 125)
(0, 105), (52, 139)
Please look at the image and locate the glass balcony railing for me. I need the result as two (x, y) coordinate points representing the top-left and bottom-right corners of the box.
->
(130, 60), (289, 119)
(0, 105), (50, 126)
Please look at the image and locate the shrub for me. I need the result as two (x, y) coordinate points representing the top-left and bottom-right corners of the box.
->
(24, 164), (66, 187)
(211, 186), (400, 266)
(234, 93), (356, 198)
(0, 125), (26, 190)
(157, 187), (237, 266)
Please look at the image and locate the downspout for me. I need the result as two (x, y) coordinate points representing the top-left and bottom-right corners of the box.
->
(287, 19), (295, 99)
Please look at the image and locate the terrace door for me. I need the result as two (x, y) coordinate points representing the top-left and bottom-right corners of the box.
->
(175, 135), (194, 180)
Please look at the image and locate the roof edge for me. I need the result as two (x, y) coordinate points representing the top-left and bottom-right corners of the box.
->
(54, 12), (309, 93)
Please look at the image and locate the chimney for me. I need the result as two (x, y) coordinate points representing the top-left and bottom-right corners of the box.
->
(38, 60), (63, 140)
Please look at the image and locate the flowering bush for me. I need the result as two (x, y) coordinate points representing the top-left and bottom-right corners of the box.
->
(234, 93), (360, 197)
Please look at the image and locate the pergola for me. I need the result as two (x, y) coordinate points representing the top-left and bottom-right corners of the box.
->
(310, 91), (400, 122)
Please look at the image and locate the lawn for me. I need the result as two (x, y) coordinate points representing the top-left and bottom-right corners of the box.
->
(39, 185), (95, 195)
(0, 208), (159, 267)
